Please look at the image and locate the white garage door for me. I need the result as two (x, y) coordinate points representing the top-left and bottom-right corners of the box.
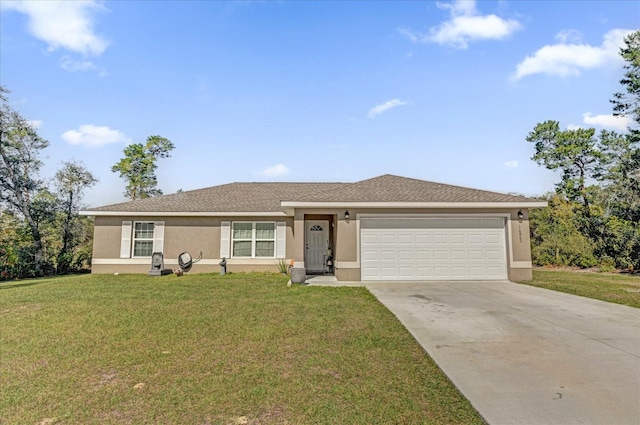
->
(361, 217), (507, 281)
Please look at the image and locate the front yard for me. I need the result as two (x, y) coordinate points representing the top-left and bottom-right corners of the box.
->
(0, 273), (485, 425)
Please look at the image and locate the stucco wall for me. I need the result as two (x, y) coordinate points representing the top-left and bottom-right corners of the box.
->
(91, 208), (535, 281)
(93, 216), (221, 260)
(509, 211), (533, 261)
(335, 267), (361, 281)
(336, 217), (358, 262)
(93, 216), (127, 259)
(91, 216), (293, 274)
(508, 267), (533, 281)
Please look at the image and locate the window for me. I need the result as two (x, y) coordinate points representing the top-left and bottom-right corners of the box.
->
(133, 222), (155, 257)
(232, 222), (275, 258)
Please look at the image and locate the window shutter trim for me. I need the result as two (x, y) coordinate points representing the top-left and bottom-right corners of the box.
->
(153, 221), (165, 253)
(120, 221), (132, 258)
(276, 221), (286, 259)
(220, 221), (231, 258)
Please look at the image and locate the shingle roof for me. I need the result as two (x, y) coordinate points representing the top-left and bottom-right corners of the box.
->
(285, 174), (536, 203)
(87, 182), (348, 213)
(84, 174), (542, 214)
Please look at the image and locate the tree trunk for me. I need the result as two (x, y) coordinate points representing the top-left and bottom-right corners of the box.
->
(22, 201), (44, 276)
(578, 165), (591, 217)
(58, 190), (73, 273)
(0, 146), (45, 275)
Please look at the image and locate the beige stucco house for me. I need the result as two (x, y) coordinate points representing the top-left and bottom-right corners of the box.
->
(82, 174), (546, 281)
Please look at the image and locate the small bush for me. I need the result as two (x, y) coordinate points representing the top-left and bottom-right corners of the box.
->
(598, 256), (616, 273)
(276, 258), (290, 275)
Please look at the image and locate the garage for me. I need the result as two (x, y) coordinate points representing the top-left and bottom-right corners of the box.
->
(360, 216), (508, 281)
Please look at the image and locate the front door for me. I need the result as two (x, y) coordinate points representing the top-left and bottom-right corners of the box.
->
(305, 220), (329, 273)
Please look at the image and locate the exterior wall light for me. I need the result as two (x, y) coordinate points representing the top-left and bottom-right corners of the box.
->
(517, 210), (524, 222)
(344, 210), (350, 220)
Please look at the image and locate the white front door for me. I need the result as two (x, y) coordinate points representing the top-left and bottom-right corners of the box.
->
(305, 220), (329, 273)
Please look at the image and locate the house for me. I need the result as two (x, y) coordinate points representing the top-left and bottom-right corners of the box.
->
(81, 174), (546, 281)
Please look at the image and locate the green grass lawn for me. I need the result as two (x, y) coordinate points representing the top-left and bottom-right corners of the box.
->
(519, 269), (640, 308)
(0, 273), (485, 425)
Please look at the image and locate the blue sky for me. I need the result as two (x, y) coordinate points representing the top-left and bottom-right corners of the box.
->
(1, 0), (637, 207)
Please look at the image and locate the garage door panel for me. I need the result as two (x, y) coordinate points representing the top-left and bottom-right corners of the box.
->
(362, 234), (379, 245)
(398, 268), (415, 277)
(362, 267), (379, 278)
(380, 235), (396, 245)
(434, 234), (448, 244)
(416, 267), (433, 278)
(433, 250), (449, 260)
(469, 266), (484, 275)
(398, 250), (413, 260)
(361, 250), (379, 261)
(381, 250), (397, 261)
(361, 217), (507, 281)
(487, 267), (505, 278)
(486, 250), (503, 260)
(451, 267), (468, 277)
(416, 250), (431, 260)
(451, 250), (466, 260)
(468, 250), (483, 260)
(434, 267), (450, 277)
(381, 267), (396, 277)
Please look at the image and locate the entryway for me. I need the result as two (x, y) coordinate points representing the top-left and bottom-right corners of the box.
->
(304, 215), (334, 275)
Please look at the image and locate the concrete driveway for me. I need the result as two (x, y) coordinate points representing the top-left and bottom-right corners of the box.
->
(365, 281), (640, 425)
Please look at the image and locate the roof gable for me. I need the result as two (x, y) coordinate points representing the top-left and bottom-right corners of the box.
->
(285, 174), (537, 204)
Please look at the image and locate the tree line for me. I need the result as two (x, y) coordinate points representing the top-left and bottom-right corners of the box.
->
(0, 86), (173, 280)
(527, 30), (640, 271)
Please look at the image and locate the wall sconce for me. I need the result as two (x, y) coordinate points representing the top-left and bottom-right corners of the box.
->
(517, 210), (524, 223)
(344, 210), (350, 221)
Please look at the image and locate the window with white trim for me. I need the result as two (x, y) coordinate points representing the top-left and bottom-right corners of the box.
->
(232, 222), (276, 258)
(133, 222), (155, 257)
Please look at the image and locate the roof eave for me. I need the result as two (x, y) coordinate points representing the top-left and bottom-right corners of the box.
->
(279, 201), (548, 209)
(79, 210), (291, 217)
(80, 201), (548, 217)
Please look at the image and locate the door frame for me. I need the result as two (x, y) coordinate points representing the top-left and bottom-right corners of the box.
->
(304, 215), (335, 274)
(305, 220), (329, 273)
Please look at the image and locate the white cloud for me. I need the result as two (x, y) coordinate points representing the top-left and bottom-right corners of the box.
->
(566, 124), (582, 131)
(399, 0), (521, 49)
(504, 160), (519, 169)
(61, 57), (95, 72)
(368, 99), (408, 118)
(62, 125), (130, 148)
(2, 0), (108, 56)
(512, 28), (633, 80)
(583, 112), (631, 131)
(555, 29), (582, 44)
(60, 57), (107, 76)
(259, 164), (290, 178)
